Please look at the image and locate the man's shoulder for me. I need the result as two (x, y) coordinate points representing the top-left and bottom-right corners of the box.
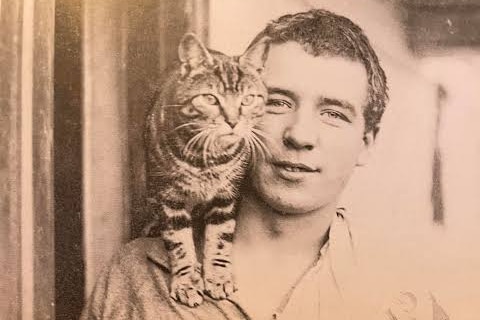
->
(112, 237), (169, 272)
(83, 238), (248, 320)
(80, 237), (172, 319)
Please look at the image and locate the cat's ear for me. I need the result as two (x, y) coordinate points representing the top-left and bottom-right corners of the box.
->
(239, 36), (270, 73)
(178, 33), (213, 73)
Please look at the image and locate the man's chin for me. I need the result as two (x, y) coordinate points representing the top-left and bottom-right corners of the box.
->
(261, 194), (323, 216)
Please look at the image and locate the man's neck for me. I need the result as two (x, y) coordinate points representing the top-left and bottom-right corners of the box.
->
(233, 191), (336, 260)
(230, 190), (338, 319)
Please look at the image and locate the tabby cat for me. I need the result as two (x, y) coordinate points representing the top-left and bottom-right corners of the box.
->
(144, 33), (270, 307)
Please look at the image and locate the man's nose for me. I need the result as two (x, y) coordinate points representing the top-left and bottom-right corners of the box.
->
(282, 114), (316, 151)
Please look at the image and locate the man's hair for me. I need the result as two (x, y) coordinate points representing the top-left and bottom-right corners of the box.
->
(251, 9), (388, 136)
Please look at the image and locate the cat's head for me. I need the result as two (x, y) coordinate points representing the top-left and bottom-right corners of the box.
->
(165, 33), (270, 165)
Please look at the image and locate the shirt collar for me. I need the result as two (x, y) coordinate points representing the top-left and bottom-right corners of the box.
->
(145, 236), (170, 272)
(145, 208), (355, 273)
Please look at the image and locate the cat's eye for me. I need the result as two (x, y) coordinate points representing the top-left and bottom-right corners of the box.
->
(241, 94), (255, 106)
(191, 94), (219, 108)
(180, 105), (200, 117)
(201, 94), (219, 105)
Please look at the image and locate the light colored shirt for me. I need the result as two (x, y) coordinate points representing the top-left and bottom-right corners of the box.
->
(81, 212), (449, 320)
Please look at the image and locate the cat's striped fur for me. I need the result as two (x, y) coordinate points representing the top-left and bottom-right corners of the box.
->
(144, 34), (270, 307)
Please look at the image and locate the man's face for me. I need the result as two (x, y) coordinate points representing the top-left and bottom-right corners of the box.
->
(250, 42), (373, 215)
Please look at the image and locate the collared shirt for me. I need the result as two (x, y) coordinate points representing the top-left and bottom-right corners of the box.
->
(81, 212), (448, 320)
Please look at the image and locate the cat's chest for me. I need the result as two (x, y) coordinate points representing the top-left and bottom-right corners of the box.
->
(172, 156), (246, 200)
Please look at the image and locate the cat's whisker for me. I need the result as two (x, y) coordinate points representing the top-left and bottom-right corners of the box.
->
(183, 141), (197, 159)
(209, 138), (218, 159)
(209, 132), (220, 160)
(248, 138), (259, 167)
(190, 133), (206, 153)
(193, 131), (212, 154)
(184, 138), (201, 161)
(258, 140), (271, 161)
(173, 122), (202, 132)
(251, 128), (273, 142)
(252, 119), (265, 129)
(183, 131), (204, 154)
(251, 129), (273, 159)
(248, 139), (256, 167)
(203, 132), (217, 166)
(212, 135), (220, 158)
(250, 135), (262, 164)
(251, 127), (265, 135)
(244, 136), (253, 164)
(249, 132), (271, 161)
(200, 132), (210, 166)
(183, 130), (209, 158)
(158, 104), (184, 108)
(210, 132), (222, 158)
(250, 140), (259, 164)
(171, 125), (204, 137)
(255, 134), (270, 155)
(202, 137), (210, 167)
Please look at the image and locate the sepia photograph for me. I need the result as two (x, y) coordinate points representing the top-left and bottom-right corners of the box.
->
(1, 0), (480, 319)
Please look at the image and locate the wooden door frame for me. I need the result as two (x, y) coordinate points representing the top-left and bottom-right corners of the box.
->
(0, 0), (55, 318)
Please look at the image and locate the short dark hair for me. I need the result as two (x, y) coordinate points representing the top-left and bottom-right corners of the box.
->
(251, 9), (388, 136)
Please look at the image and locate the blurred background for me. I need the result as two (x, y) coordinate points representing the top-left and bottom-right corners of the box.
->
(1, 0), (480, 319)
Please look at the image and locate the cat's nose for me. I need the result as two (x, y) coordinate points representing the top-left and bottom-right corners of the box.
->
(225, 119), (238, 129)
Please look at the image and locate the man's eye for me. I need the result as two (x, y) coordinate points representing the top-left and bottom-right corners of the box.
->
(320, 110), (350, 124)
(266, 99), (293, 114)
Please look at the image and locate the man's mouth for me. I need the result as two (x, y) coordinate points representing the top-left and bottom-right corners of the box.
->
(273, 161), (319, 173)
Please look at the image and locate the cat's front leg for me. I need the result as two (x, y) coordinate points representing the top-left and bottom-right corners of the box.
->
(160, 201), (204, 307)
(203, 198), (237, 300)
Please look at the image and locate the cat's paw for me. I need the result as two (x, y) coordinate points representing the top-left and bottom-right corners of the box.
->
(203, 265), (236, 300)
(170, 268), (205, 308)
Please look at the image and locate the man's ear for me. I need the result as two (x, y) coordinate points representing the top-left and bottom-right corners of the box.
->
(238, 36), (270, 73)
(178, 33), (213, 71)
(356, 131), (375, 166)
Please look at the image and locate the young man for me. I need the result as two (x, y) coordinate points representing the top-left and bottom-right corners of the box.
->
(82, 9), (447, 320)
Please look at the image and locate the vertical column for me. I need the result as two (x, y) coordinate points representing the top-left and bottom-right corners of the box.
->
(27, 0), (55, 318)
(186, 0), (210, 43)
(126, 0), (166, 239)
(0, 0), (55, 319)
(83, 0), (130, 297)
(0, 0), (23, 318)
(54, 0), (84, 317)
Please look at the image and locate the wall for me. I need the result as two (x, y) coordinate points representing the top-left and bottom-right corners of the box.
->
(419, 51), (480, 319)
